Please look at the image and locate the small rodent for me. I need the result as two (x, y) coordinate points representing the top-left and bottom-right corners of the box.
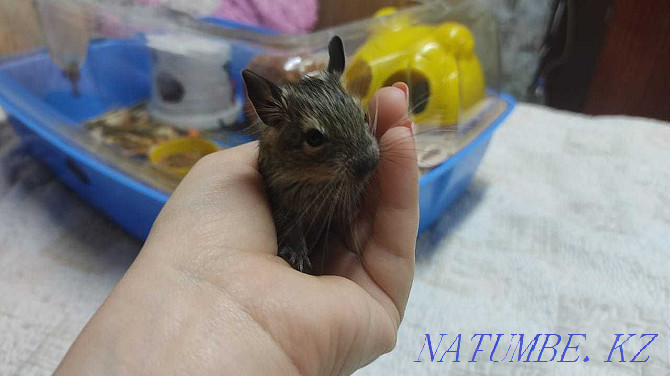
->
(242, 36), (380, 273)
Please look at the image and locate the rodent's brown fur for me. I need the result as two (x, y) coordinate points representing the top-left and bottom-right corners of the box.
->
(242, 37), (379, 273)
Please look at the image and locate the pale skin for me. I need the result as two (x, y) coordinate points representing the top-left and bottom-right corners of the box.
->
(55, 83), (418, 376)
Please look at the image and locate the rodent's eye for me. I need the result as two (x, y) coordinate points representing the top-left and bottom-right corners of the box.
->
(304, 129), (326, 147)
(364, 113), (369, 124)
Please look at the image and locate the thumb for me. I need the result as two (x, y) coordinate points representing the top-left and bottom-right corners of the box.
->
(364, 84), (420, 318)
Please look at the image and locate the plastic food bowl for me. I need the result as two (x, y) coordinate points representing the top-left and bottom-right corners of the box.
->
(0, 3), (515, 240)
(149, 137), (221, 178)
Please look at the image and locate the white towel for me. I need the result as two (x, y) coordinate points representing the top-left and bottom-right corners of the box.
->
(358, 104), (670, 375)
(1, 103), (669, 375)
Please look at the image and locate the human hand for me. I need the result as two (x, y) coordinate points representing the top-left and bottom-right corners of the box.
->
(55, 84), (418, 376)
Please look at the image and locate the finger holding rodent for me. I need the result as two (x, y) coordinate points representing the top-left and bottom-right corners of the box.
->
(337, 88), (418, 321)
(168, 141), (261, 209)
(366, 125), (418, 319)
(369, 83), (419, 259)
(368, 83), (413, 137)
(147, 141), (278, 258)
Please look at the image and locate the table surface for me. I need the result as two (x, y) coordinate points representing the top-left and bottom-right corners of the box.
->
(1, 103), (669, 375)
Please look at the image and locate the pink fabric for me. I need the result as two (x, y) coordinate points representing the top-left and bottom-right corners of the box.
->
(133, 0), (318, 34)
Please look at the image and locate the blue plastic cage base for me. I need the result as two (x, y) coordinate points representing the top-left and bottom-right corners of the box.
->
(0, 38), (515, 241)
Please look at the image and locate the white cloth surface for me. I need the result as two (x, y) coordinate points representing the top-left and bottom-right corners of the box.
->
(1, 103), (669, 375)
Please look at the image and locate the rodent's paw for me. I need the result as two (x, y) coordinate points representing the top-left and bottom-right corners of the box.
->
(279, 246), (312, 272)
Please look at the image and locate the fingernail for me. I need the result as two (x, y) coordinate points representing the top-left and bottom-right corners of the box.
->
(393, 82), (409, 105)
(411, 122), (416, 134)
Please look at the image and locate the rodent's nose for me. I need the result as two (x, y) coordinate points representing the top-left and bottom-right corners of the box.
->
(353, 156), (378, 178)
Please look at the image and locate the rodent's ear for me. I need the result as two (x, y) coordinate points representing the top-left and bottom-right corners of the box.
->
(327, 36), (345, 76)
(242, 69), (284, 126)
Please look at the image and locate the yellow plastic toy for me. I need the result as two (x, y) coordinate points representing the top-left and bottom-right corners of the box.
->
(343, 7), (485, 126)
(149, 137), (221, 178)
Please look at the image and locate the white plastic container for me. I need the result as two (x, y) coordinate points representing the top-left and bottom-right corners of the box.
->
(146, 33), (241, 130)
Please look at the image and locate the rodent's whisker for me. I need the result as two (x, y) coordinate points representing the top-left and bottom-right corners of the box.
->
(275, 179), (336, 246)
(380, 152), (418, 161)
(244, 127), (263, 136)
(320, 182), (344, 274)
(303, 167), (347, 233)
(339, 185), (357, 253)
(371, 94), (380, 136)
(359, 174), (381, 219)
(379, 157), (405, 170)
(408, 93), (431, 115)
(380, 129), (460, 149)
(414, 128), (460, 136)
(382, 114), (413, 130)
(382, 146), (449, 154)
(350, 195), (371, 258)
(308, 180), (346, 274)
(303, 184), (338, 248)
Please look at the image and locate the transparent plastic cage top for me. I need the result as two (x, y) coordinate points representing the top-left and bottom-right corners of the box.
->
(0, 0), (509, 193)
